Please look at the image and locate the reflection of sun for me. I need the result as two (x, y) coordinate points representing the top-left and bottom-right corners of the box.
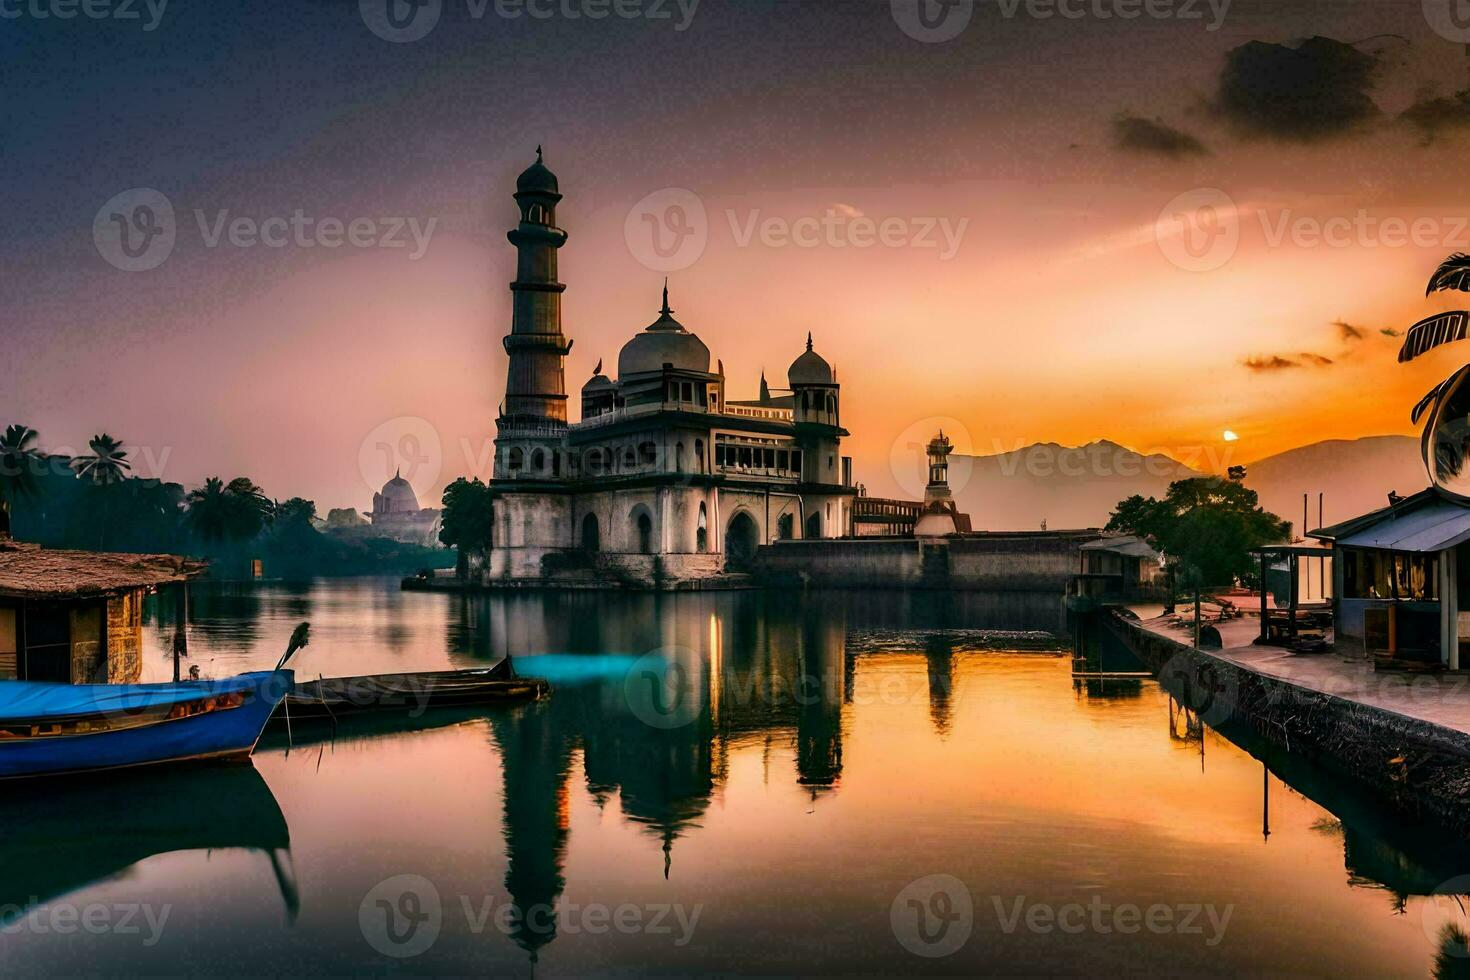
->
(1223, 430), (1239, 442)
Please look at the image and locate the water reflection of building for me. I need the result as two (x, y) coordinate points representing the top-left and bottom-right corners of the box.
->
(473, 591), (855, 960)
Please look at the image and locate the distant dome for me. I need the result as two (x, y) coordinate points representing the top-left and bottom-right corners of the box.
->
(617, 285), (711, 377)
(516, 147), (558, 195)
(788, 333), (833, 386)
(376, 472), (420, 514)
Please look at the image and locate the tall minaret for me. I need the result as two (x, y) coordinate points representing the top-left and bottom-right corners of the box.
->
(496, 147), (572, 480)
(925, 431), (953, 505)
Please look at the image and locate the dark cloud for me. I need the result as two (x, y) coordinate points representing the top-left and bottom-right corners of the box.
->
(1333, 320), (1366, 341)
(1299, 352), (1335, 366)
(1215, 36), (1381, 142)
(1382, 328), (1403, 338)
(1111, 114), (1208, 159)
(1401, 89), (1470, 144)
(1243, 355), (1301, 372)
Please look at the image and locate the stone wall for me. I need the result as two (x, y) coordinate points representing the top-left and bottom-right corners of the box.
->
(754, 532), (1099, 592)
(105, 590), (144, 684)
(1103, 612), (1470, 837)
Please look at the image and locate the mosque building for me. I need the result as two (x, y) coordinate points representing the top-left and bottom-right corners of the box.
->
(484, 151), (855, 586)
(367, 470), (441, 547)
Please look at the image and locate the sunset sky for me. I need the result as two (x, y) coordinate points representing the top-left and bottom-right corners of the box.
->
(7, 0), (1470, 509)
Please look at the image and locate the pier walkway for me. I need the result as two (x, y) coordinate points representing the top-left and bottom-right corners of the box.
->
(1135, 613), (1470, 738)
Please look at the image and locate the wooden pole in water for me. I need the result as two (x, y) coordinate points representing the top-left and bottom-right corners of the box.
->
(172, 581), (188, 683)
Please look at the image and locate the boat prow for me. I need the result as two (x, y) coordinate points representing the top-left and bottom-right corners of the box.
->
(0, 670), (293, 780)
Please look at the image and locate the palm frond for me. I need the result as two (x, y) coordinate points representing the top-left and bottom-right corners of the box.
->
(1398, 311), (1470, 363)
(1428, 252), (1470, 295)
(1412, 379), (1451, 425)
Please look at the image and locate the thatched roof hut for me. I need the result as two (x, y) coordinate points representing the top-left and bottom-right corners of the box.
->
(0, 541), (208, 684)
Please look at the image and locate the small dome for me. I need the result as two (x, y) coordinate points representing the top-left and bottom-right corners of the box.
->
(377, 472), (420, 513)
(617, 285), (711, 377)
(583, 359), (613, 390)
(516, 147), (558, 195)
(788, 333), (833, 386)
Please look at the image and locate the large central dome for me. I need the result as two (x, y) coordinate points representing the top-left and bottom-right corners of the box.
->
(617, 285), (711, 377)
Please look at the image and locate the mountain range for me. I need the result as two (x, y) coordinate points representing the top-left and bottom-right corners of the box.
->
(946, 435), (1425, 533)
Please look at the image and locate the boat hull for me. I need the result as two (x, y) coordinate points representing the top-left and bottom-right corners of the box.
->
(0, 670), (291, 780)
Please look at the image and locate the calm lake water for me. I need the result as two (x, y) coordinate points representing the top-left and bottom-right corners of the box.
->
(6, 578), (1470, 976)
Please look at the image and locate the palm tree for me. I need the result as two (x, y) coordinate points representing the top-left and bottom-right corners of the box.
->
(223, 477), (274, 541)
(71, 433), (131, 486)
(0, 424), (42, 538)
(186, 477), (231, 543)
(1399, 254), (1470, 490)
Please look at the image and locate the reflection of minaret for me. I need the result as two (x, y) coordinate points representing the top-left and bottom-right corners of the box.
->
(795, 604), (845, 791)
(923, 635), (956, 737)
(488, 700), (573, 962)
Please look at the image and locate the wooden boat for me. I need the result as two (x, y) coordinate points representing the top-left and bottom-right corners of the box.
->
(274, 663), (548, 722)
(0, 669), (292, 780)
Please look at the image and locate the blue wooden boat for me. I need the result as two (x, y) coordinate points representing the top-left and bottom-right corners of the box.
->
(0, 669), (293, 780)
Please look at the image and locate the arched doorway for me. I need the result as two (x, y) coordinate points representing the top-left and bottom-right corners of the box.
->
(581, 513), (600, 552)
(806, 512), (822, 539)
(636, 511), (654, 554)
(726, 512), (759, 570)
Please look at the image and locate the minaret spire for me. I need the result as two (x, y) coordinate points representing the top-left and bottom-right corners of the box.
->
(661, 277), (671, 316)
(806, 331), (813, 352)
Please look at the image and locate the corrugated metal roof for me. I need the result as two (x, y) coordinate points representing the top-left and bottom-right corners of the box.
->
(1337, 497), (1470, 553)
(1079, 535), (1160, 559)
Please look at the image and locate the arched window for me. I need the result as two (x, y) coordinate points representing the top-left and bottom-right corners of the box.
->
(676, 442), (685, 472)
(508, 447), (524, 472)
(531, 448), (546, 473)
(694, 439), (705, 473)
(778, 513), (795, 540)
(806, 512), (822, 539)
(637, 512), (653, 554)
(581, 512), (600, 552)
(639, 442), (657, 466)
(588, 449), (604, 475)
(697, 502), (708, 552)
(624, 446), (637, 469)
